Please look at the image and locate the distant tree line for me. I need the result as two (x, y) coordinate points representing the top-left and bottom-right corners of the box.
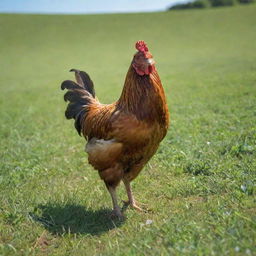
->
(169, 0), (254, 10)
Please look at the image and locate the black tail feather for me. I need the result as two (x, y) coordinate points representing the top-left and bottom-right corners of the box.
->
(65, 102), (86, 120)
(61, 70), (96, 136)
(64, 89), (89, 103)
(70, 69), (95, 98)
(61, 80), (82, 91)
(74, 109), (86, 136)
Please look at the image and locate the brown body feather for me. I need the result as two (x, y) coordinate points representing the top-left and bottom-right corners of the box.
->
(81, 66), (169, 186)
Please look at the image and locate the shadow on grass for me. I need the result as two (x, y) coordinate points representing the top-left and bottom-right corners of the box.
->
(29, 203), (125, 236)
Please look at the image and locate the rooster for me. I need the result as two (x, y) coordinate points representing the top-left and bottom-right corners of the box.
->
(61, 41), (169, 218)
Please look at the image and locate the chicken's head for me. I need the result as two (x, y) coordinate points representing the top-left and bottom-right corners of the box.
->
(132, 41), (156, 76)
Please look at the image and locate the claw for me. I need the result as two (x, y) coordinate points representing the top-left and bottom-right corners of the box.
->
(122, 200), (146, 212)
(131, 203), (144, 212)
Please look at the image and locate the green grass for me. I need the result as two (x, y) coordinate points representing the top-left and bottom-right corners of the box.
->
(0, 5), (256, 255)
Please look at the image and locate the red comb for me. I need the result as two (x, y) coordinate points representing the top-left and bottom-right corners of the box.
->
(135, 40), (148, 53)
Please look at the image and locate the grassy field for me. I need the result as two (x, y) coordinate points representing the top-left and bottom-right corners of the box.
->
(0, 5), (256, 255)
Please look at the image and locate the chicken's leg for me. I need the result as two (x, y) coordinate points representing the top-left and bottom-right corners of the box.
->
(108, 186), (123, 218)
(123, 179), (143, 211)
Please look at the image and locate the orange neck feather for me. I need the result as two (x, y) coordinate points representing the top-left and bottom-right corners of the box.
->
(117, 66), (169, 125)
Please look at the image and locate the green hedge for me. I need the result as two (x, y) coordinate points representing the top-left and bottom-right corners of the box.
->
(209, 0), (238, 6)
(169, 0), (254, 10)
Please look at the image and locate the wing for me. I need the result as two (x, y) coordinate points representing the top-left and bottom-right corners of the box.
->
(82, 103), (154, 144)
(82, 104), (157, 171)
(111, 112), (154, 146)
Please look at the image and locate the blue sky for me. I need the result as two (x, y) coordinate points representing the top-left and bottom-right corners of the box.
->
(0, 0), (187, 14)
